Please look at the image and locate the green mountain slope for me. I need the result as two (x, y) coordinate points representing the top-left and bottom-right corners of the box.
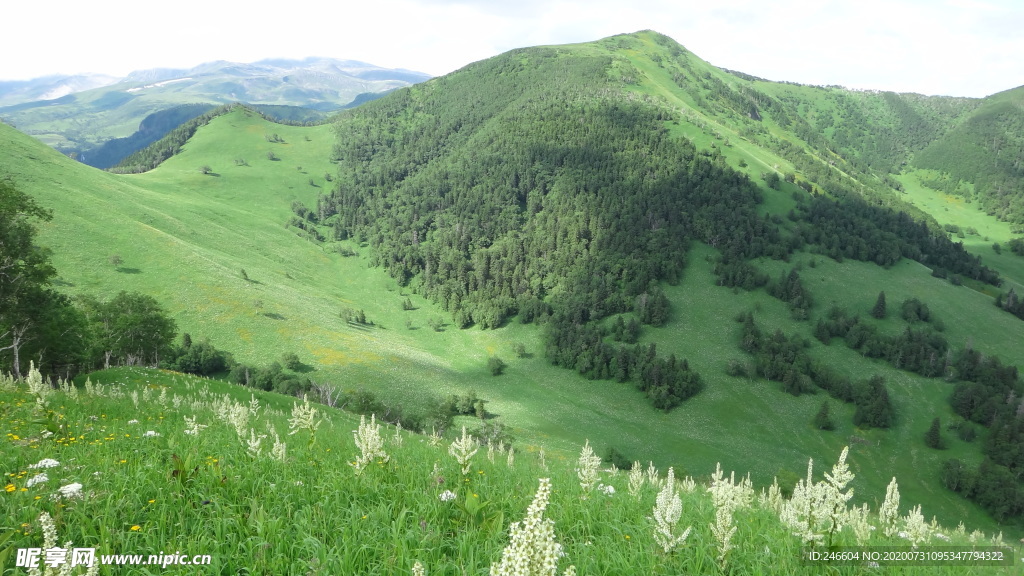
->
(912, 86), (1024, 226)
(2, 31), (1024, 537)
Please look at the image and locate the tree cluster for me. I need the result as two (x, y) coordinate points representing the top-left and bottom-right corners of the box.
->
(995, 288), (1024, 322)
(766, 268), (814, 319)
(737, 312), (894, 427)
(791, 195), (1000, 285)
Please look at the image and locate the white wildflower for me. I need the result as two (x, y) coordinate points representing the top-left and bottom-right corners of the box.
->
(576, 440), (602, 498)
(249, 393), (260, 416)
(652, 467), (692, 554)
(680, 475), (697, 493)
(599, 483), (615, 496)
(30, 511), (100, 576)
(392, 421), (404, 447)
(83, 377), (102, 397)
(183, 415), (208, 436)
(227, 401), (249, 437)
(29, 458), (60, 470)
(646, 461), (659, 485)
(879, 477), (901, 539)
(412, 560), (426, 576)
(439, 490), (457, 502)
(507, 446), (515, 468)
(288, 395), (322, 439)
(489, 478), (574, 576)
(449, 426), (478, 476)
(710, 502), (737, 571)
(538, 448), (547, 471)
(130, 391), (140, 408)
(759, 477), (784, 513)
(26, 362), (49, 408)
(780, 458), (823, 544)
(628, 461), (644, 497)
(271, 430), (287, 462)
(351, 414), (389, 473)
(848, 503), (873, 546)
(427, 427), (443, 447)
(26, 473), (48, 488)
(820, 446), (854, 537)
(143, 430), (160, 437)
(903, 504), (929, 548)
(780, 447), (857, 546)
(708, 463), (753, 513)
(488, 440), (496, 463)
(246, 428), (267, 457)
(55, 482), (83, 499)
(127, 419), (139, 425)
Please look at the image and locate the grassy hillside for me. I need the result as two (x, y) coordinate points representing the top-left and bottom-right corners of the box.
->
(0, 368), (1017, 574)
(2, 32), (1024, 543)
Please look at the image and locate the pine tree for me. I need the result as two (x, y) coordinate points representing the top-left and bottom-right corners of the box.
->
(813, 400), (836, 431)
(925, 416), (944, 449)
(871, 291), (887, 319)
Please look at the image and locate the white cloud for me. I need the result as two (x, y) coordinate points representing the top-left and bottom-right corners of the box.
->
(1, 0), (1020, 96)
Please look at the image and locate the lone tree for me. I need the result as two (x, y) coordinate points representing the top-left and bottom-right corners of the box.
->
(871, 291), (887, 319)
(0, 178), (57, 379)
(200, 165), (213, 175)
(109, 254), (123, 268)
(487, 356), (506, 376)
(813, 400), (836, 431)
(925, 416), (945, 449)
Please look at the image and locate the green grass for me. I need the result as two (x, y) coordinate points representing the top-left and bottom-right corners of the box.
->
(2, 103), (1024, 543)
(628, 244), (1022, 538)
(899, 170), (1024, 293)
(0, 369), (1017, 574)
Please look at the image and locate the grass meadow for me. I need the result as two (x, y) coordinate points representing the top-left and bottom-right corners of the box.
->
(0, 368), (1017, 574)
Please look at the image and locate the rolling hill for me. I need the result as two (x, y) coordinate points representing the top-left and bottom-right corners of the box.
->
(2, 30), (1024, 541)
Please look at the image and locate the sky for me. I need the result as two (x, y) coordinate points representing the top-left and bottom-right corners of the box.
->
(3, 0), (1022, 97)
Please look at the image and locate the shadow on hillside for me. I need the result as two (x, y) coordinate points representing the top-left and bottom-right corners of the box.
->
(262, 312), (286, 321)
(53, 278), (75, 287)
(116, 267), (141, 274)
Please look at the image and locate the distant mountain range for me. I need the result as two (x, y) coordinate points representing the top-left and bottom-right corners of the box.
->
(0, 57), (430, 165)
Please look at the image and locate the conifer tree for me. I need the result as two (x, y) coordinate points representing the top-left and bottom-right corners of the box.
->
(925, 416), (944, 449)
(813, 400), (835, 431)
(871, 291), (887, 319)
